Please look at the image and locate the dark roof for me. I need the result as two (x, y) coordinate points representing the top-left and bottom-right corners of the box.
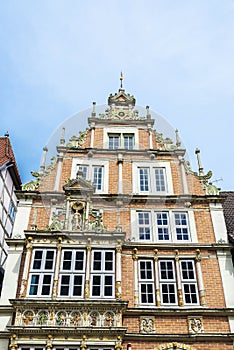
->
(0, 136), (21, 189)
(220, 192), (234, 242)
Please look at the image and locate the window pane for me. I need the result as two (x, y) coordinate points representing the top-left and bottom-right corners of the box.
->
(140, 283), (154, 304)
(62, 251), (72, 270)
(104, 275), (113, 296)
(161, 283), (176, 304)
(41, 275), (52, 295)
(33, 251), (43, 269)
(109, 135), (120, 150)
(139, 168), (149, 191)
(93, 167), (103, 190)
(93, 252), (102, 270)
(183, 283), (198, 304)
(138, 212), (151, 240)
(155, 168), (166, 192)
(77, 165), (88, 179)
(156, 212), (170, 240)
(60, 275), (70, 296)
(73, 275), (83, 296)
(124, 135), (134, 150)
(44, 251), (54, 269)
(181, 261), (195, 279)
(92, 275), (101, 296)
(75, 251), (84, 271)
(160, 261), (174, 280)
(105, 252), (113, 271)
(174, 213), (189, 240)
(29, 275), (39, 295)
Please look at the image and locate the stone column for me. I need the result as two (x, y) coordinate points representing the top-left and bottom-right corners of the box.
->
(52, 237), (62, 298)
(154, 249), (161, 306)
(90, 121), (95, 148)
(54, 153), (63, 191)
(84, 243), (92, 298)
(20, 237), (33, 297)
(117, 153), (123, 194)
(175, 250), (183, 306)
(115, 244), (122, 299)
(132, 248), (139, 307)
(196, 249), (206, 306)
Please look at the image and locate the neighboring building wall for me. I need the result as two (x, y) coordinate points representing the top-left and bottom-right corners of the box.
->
(0, 136), (21, 293)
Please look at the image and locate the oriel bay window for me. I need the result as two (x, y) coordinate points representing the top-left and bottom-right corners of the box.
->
(28, 249), (56, 297)
(138, 259), (199, 306)
(27, 248), (115, 299)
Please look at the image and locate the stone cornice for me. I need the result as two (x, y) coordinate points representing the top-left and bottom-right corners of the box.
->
(122, 242), (233, 251)
(124, 307), (234, 316)
(124, 332), (234, 342)
(10, 299), (128, 309)
(6, 326), (128, 337)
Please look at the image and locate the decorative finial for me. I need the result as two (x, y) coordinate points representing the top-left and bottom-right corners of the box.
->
(195, 148), (204, 176)
(146, 106), (151, 119)
(120, 71), (124, 89)
(92, 101), (96, 117)
(60, 127), (65, 146)
(40, 146), (48, 173)
(175, 129), (181, 148)
(4, 131), (9, 138)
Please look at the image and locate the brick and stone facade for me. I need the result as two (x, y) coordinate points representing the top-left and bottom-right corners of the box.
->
(0, 84), (233, 349)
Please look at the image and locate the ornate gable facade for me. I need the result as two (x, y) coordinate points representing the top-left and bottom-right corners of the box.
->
(0, 81), (233, 350)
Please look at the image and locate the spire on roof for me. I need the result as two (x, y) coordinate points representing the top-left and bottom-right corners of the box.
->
(120, 71), (124, 89)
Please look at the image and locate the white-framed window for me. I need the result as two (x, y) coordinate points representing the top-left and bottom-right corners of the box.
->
(90, 250), (115, 298)
(139, 260), (155, 304)
(159, 260), (177, 305)
(28, 249), (56, 297)
(77, 165), (88, 180)
(156, 212), (170, 240)
(123, 134), (134, 150)
(59, 250), (86, 297)
(180, 260), (199, 305)
(132, 162), (173, 194)
(132, 210), (196, 242)
(139, 168), (150, 191)
(155, 167), (166, 192)
(174, 213), (189, 240)
(108, 133), (134, 150)
(93, 166), (103, 190)
(71, 159), (109, 193)
(138, 212), (151, 240)
(137, 259), (199, 306)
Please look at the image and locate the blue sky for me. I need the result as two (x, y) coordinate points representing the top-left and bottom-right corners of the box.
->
(0, 0), (233, 190)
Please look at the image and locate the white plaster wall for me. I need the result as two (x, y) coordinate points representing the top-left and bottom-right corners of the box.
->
(12, 199), (32, 238)
(0, 313), (12, 331)
(0, 339), (9, 349)
(210, 203), (228, 243)
(0, 244), (23, 306)
(217, 251), (234, 307)
(229, 316), (234, 332)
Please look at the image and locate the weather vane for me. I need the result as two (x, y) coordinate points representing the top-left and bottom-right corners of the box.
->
(120, 71), (124, 88)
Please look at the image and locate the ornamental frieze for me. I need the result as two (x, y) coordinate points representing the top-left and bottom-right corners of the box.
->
(14, 308), (122, 328)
